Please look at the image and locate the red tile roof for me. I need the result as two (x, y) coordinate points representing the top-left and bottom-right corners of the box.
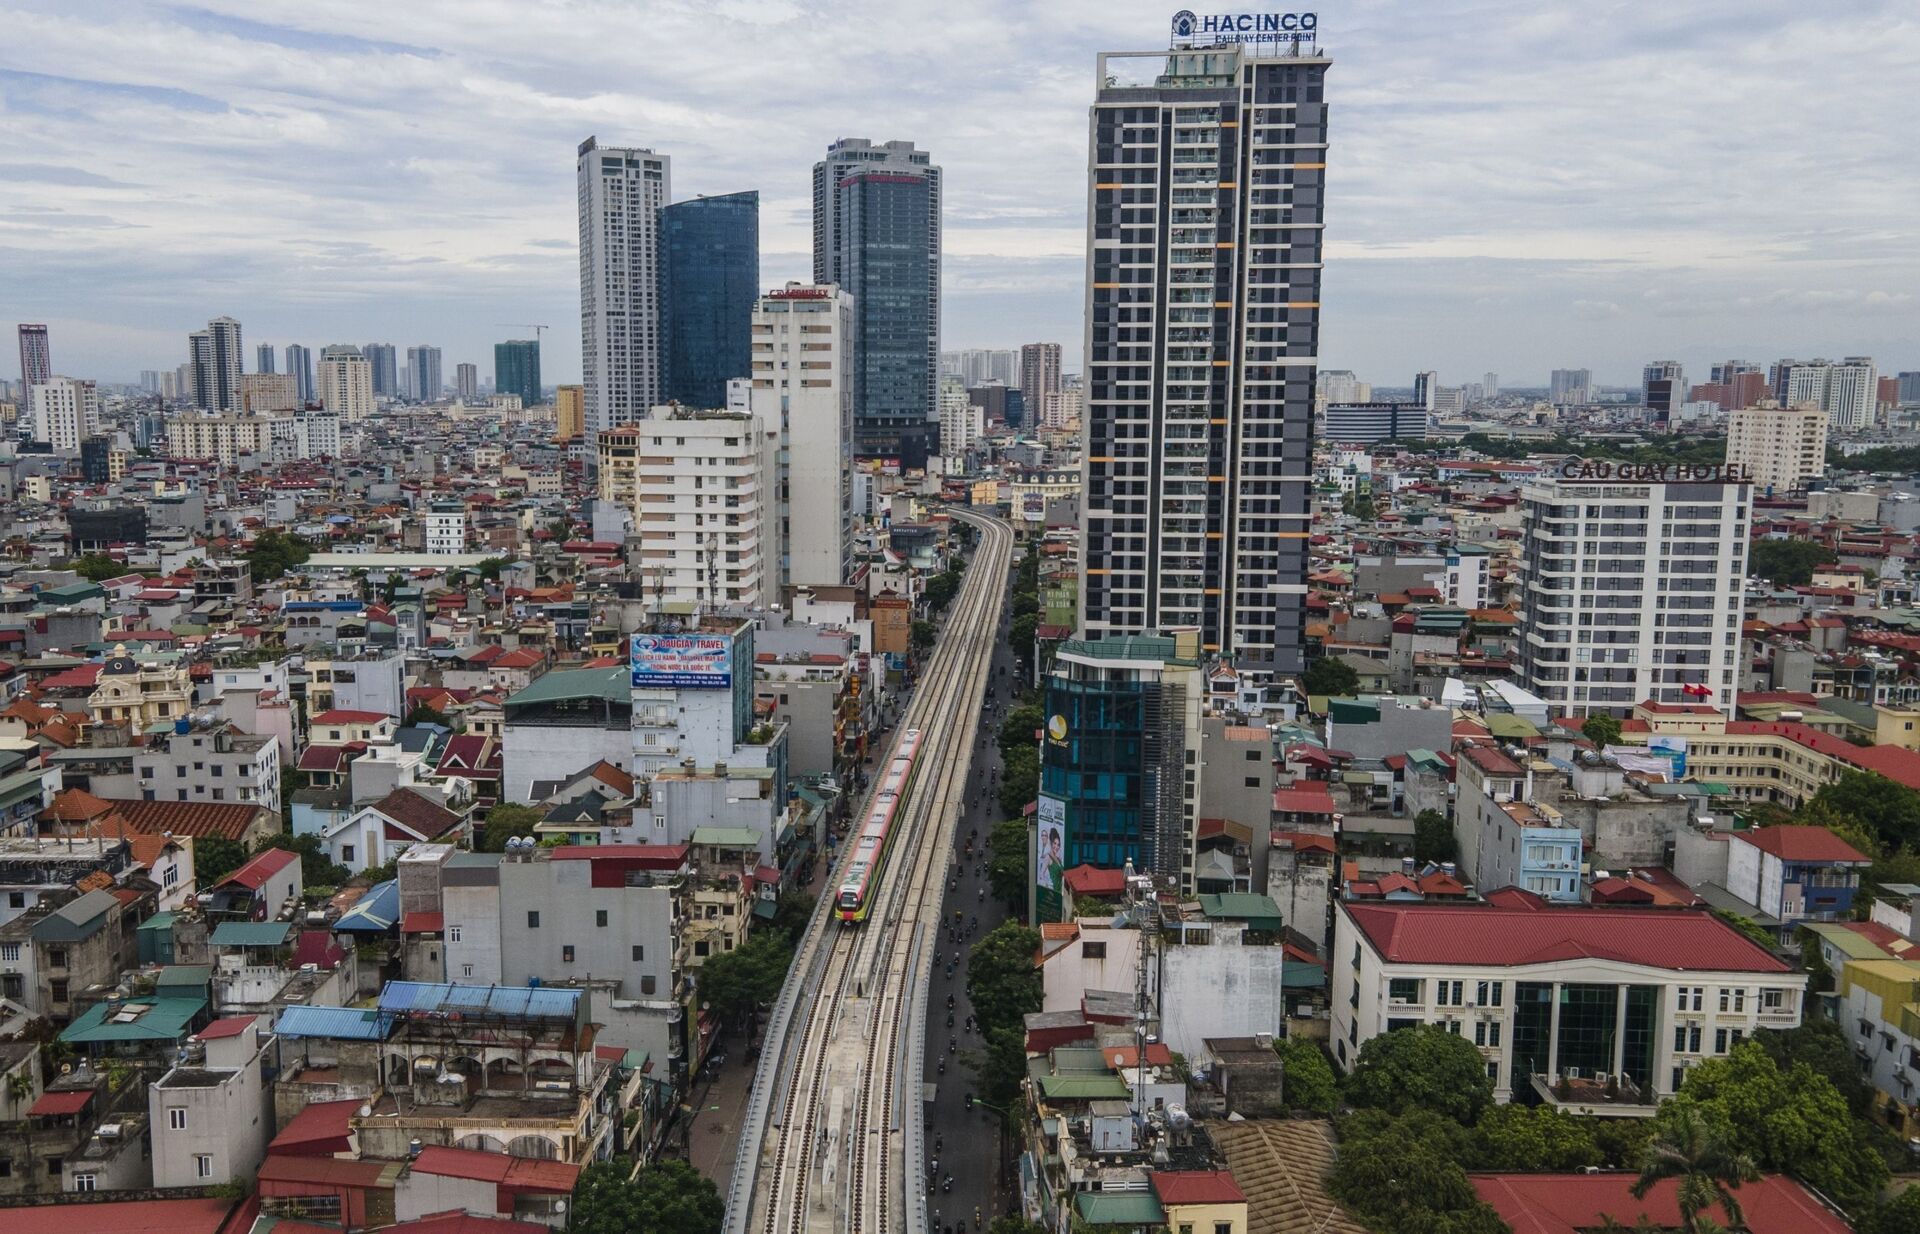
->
(1151, 1170), (1248, 1206)
(217, 846), (298, 890)
(365, 788), (464, 840)
(1460, 744), (1524, 777)
(0, 1197), (241, 1234)
(409, 1146), (580, 1193)
(27, 1088), (94, 1116)
(195, 1016), (257, 1041)
(267, 1097), (359, 1157)
(401, 911), (445, 935)
(1727, 719), (1920, 792)
(1344, 900), (1790, 973)
(1271, 783), (1337, 815)
(1063, 865), (1127, 896)
(105, 798), (271, 841)
(311, 709), (392, 725)
(1733, 825), (1871, 864)
(1472, 1171), (1848, 1234)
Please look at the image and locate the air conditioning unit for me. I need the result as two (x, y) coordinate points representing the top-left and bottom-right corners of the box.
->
(1565, 1067), (1581, 1081)
(532, 1080), (570, 1093)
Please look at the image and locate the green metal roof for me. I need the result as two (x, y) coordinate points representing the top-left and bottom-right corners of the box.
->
(0, 767), (48, 811)
(29, 888), (118, 943)
(1075, 1192), (1165, 1226)
(62, 995), (206, 1044)
(1197, 892), (1284, 928)
(42, 582), (105, 603)
(138, 911), (177, 934)
(1486, 713), (1540, 739)
(1804, 922), (1895, 961)
(1037, 1074), (1131, 1101)
(1049, 1045), (1113, 1074)
(211, 920), (294, 947)
(504, 665), (630, 709)
(158, 964), (212, 989)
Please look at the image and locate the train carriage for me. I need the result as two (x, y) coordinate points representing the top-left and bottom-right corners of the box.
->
(835, 728), (923, 922)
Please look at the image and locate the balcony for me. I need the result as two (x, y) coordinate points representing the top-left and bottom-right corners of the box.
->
(1529, 1071), (1660, 1117)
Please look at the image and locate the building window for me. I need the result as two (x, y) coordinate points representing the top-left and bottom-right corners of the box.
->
(6, 893), (21, 908)
(164, 864), (179, 887)
(528, 911), (540, 928)
(47, 948), (66, 969)
(0, 943), (17, 962)
(597, 910), (609, 928)
(1388, 978), (1422, 1004)
(1486, 1061), (1499, 1081)
(72, 1173), (96, 1192)
(169, 1108), (187, 1130)
(1082, 941), (1107, 960)
(449, 925), (462, 943)
(563, 946), (576, 963)
(462, 964), (474, 978)
(1674, 1024), (1701, 1053)
(1434, 980), (1464, 1007)
(1676, 985), (1703, 1012)
(342, 845), (355, 863)
(1475, 980), (1503, 1007)
(195, 1154), (214, 1179)
(632, 945), (645, 962)
(1718, 987), (1745, 1013)
(694, 941), (710, 957)
(641, 975), (657, 995)
(1762, 987), (1787, 1011)
(49, 980), (67, 1004)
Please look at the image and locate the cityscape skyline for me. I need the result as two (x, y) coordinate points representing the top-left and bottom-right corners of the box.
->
(2, 2), (1916, 386)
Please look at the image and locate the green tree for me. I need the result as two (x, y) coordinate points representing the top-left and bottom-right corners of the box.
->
(998, 702), (1043, 762)
(1330, 1109), (1506, 1234)
(194, 836), (248, 885)
(967, 1024), (1030, 1112)
(1757, 1019), (1874, 1117)
(1632, 1105), (1759, 1234)
(1301, 656), (1360, 698)
(1656, 1040), (1888, 1212)
(1593, 1116), (1656, 1169)
(924, 570), (962, 612)
(768, 890), (817, 945)
(1858, 1186), (1920, 1234)
(244, 530), (313, 583)
(1011, 590), (1039, 620)
(1711, 908), (1775, 950)
(1413, 808), (1458, 865)
(910, 620), (937, 653)
(697, 930), (793, 1034)
(477, 802), (545, 852)
(66, 553), (124, 582)
(986, 817), (1030, 913)
(1582, 714), (1624, 748)
(1469, 1104), (1602, 1171)
(404, 702), (452, 728)
(1273, 1036), (1338, 1116)
(987, 1218), (1049, 1234)
(570, 1159), (723, 1234)
(1747, 538), (1837, 587)
(1345, 1024), (1495, 1125)
(1789, 795), (1883, 865)
(998, 744), (1038, 818)
(1008, 611), (1040, 668)
(474, 557), (509, 582)
(967, 921), (1042, 1040)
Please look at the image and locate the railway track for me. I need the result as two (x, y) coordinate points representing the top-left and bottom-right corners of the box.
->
(728, 509), (1012, 1234)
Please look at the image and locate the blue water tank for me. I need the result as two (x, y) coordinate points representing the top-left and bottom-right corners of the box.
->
(175, 717), (191, 735)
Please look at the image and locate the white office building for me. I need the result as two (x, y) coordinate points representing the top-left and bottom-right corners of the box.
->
(596, 405), (776, 608)
(577, 136), (669, 437)
(750, 282), (855, 589)
(1784, 357), (1879, 431)
(425, 503), (467, 555)
(407, 345), (443, 402)
(317, 345), (375, 420)
(1549, 368), (1593, 406)
(938, 376), (983, 459)
(1331, 897), (1805, 1107)
(1725, 402), (1827, 495)
(1517, 465), (1749, 716)
(29, 376), (100, 451)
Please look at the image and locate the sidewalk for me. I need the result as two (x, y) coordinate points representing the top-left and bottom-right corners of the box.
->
(685, 1028), (757, 1181)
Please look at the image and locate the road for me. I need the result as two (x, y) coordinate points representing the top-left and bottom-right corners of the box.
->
(922, 572), (1022, 1234)
(727, 509), (1013, 1234)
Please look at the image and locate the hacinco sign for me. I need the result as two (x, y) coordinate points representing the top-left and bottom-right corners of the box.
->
(1555, 460), (1754, 484)
(1171, 10), (1318, 45)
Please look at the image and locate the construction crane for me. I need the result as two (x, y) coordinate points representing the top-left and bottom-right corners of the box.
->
(494, 323), (550, 341)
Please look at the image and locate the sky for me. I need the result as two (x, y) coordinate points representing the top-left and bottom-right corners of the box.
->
(1, 1), (1917, 390)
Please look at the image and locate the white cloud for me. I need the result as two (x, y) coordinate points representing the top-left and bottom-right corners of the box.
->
(0, 0), (1915, 385)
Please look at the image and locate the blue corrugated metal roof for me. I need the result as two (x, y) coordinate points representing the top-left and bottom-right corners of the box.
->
(377, 981), (582, 1022)
(275, 1004), (393, 1040)
(332, 880), (400, 933)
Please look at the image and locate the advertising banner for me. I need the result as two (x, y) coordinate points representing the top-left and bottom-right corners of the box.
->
(630, 633), (733, 689)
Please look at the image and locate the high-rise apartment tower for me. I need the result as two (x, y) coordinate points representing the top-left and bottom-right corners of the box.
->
(577, 136), (669, 436)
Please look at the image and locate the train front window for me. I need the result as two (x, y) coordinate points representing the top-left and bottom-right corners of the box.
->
(839, 890), (860, 909)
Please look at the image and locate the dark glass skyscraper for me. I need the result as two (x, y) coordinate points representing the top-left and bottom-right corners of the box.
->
(1080, 39), (1331, 677)
(813, 139), (941, 464)
(659, 191), (758, 409)
(495, 339), (542, 406)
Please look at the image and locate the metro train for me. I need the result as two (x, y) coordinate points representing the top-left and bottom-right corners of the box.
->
(835, 728), (925, 923)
